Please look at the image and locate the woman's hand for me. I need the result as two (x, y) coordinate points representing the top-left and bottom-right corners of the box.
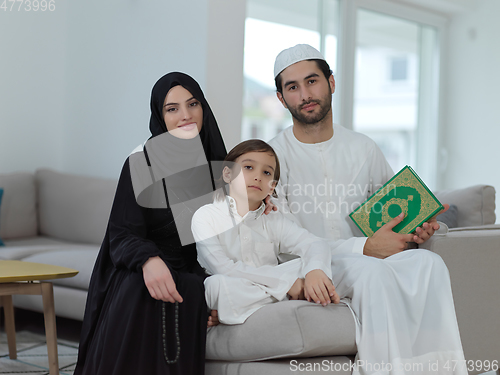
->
(305, 269), (340, 306)
(287, 278), (305, 300)
(142, 256), (183, 303)
(207, 310), (220, 327)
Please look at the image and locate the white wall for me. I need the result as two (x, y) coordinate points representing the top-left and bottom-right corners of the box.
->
(443, 0), (500, 221)
(0, 8), (67, 173)
(61, 0), (209, 179)
(205, 0), (246, 151)
(0, 0), (245, 179)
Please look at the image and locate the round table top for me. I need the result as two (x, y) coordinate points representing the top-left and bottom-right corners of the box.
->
(0, 260), (79, 283)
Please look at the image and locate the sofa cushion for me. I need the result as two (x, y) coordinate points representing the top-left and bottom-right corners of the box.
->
(21, 247), (99, 290)
(14, 285), (88, 321)
(436, 204), (458, 228)
(206, 300), (357, 361)
(36, 169), (117, 244)
(0, 172), (37, 240)
(0, 236), (78, 260)
(434, 185), (496, 227)
(206, 356), (354, 375)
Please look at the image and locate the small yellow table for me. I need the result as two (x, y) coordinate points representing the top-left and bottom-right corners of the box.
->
(0, 260), (78, 375)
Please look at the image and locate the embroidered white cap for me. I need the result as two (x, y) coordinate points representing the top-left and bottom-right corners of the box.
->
(274, 44), (326, 78)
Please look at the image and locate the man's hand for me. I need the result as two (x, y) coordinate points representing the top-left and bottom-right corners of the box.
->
(142, 256), (183, 303)
(263, 195), (278, 215)
(304, 269), (340, 306)
(412, 204), (449, 244)
(364, 213), (414, 259)
(287, 278), (305, 300)
(207, 310), (219, 327)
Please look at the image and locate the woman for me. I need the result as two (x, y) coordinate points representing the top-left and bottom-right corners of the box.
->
(74, 72), (226, 375)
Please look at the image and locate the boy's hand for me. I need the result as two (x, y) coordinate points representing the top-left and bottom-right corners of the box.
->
(263, 195), (278, 215)
(305, 269), (340, 306)
(207, 310), (219, 327)
(287, 278), (305, 300)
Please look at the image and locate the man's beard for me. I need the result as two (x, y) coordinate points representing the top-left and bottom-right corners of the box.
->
(284, 89), (333, 126)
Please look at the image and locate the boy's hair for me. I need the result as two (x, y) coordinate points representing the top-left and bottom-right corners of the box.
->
(274, 59), (332, 95)
(215, 139), (280, 201)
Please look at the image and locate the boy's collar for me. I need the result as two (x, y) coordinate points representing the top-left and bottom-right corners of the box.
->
(215, 195), (266, 219)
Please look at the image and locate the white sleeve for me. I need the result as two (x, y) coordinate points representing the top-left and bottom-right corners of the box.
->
(327, 237), (368, 255)
(369, 143), (394, 195)
(192, 209), (299, 300)
(272, 193), (368, 255)
(270, 214), (332, 280)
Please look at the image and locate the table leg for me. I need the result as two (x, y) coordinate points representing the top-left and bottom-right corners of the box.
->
(41, 283), (59, 375)
(1, 295), (17, 359)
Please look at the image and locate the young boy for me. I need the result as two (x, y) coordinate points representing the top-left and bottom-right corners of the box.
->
(191, 139), (340, 324)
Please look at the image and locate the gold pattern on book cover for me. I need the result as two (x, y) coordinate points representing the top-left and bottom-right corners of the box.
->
(351, 167), (442, 236)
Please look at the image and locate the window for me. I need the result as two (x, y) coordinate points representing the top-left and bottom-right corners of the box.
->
(243, 0), (444, 187)
(351, 6), (441, 185)
(242, 0), (340, 142)
(390, 56), (409, 81)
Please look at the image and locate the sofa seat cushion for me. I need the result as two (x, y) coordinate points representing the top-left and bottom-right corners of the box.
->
(21, 247), (99, 290)
(0, 236), (79, 260)
(206, 356), (355, 375)
(206, 300), (357, 362)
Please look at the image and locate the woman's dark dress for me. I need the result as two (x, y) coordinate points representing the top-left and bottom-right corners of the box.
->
(74, 72), (226, 375)
(74, 160), (208, 375)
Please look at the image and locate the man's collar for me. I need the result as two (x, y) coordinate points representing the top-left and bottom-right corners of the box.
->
(292, 122), (334, 144)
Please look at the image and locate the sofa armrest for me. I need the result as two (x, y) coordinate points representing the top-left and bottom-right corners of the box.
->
(423, 226), (500, 375)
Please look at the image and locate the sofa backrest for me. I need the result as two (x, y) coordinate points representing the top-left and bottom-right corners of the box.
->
(434, 185), (496, 227)
(0, 172), (38, 240)
(36, 168), (117, 245)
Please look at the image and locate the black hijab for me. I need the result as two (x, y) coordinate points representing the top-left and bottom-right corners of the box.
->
(129, 72), (228, 246)
(148, 72), (226, 162)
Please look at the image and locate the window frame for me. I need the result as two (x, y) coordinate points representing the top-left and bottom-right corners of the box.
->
(335, 0), (448, 188)
(242, 0), (448, 187)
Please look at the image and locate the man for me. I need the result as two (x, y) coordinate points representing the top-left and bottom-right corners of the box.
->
(269, 43), (443, 257)
(269, 44), (466, 374)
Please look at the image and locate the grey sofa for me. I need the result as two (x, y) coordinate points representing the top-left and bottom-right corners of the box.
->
(1, 170), (498, 375)
(205, 185), (500, 375)
(0, 169), (116, 320)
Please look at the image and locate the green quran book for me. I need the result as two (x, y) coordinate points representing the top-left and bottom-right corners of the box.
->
(349, 166), (444, 237)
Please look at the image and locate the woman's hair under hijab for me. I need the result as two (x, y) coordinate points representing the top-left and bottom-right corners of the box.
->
(274, 59), (332, 95)
(214, 139), (281, 201)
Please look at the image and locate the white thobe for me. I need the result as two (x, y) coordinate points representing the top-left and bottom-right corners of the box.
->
(191, 196), (333, 325)
(269, 124), (466, 374)
(269, 123), (394, 253)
